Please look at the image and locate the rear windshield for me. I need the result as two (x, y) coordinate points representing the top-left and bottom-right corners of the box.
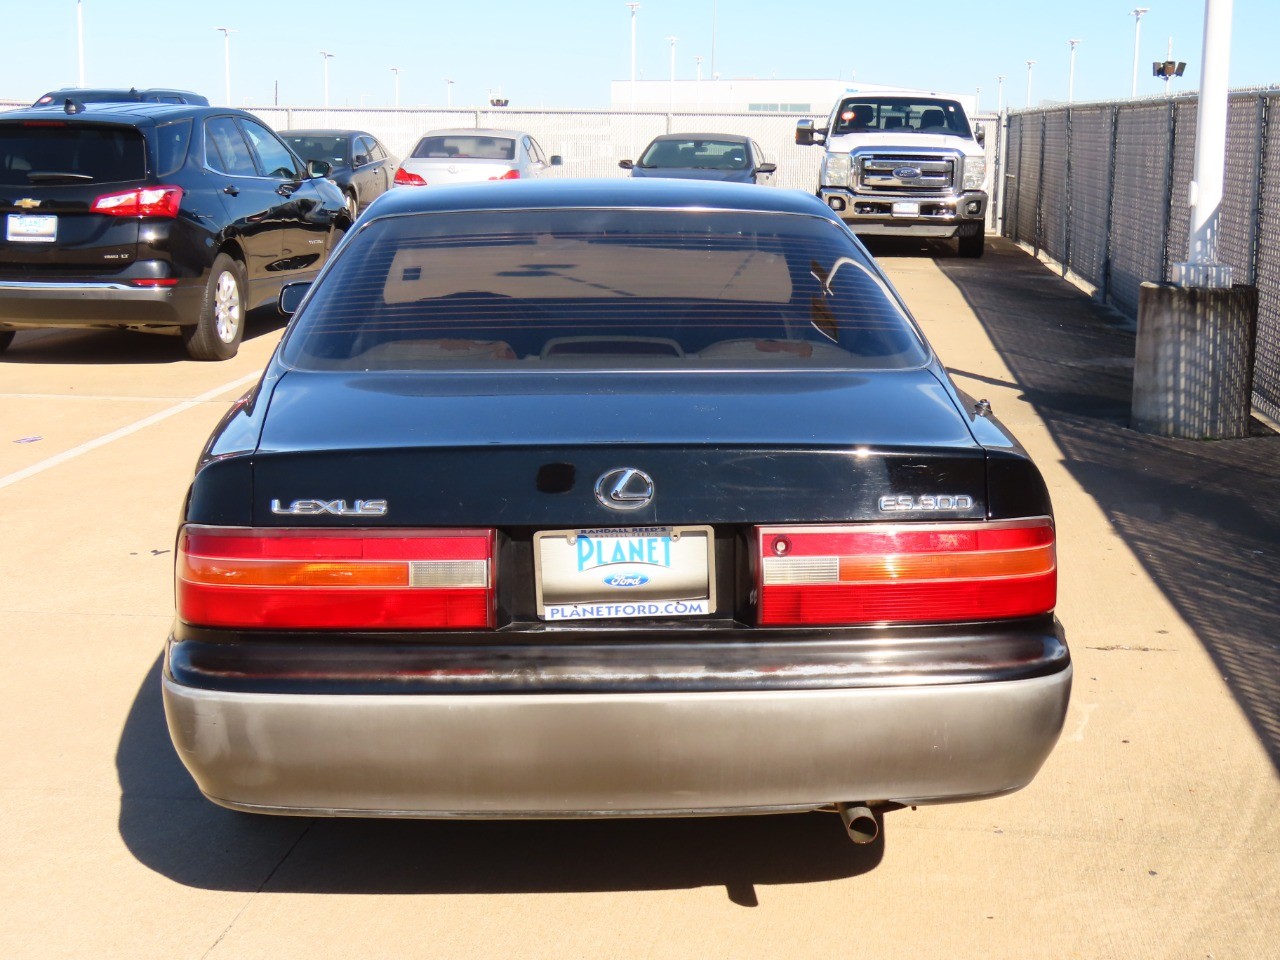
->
(283, 209), (927, 372)
(640, 139), (750, 170)
(831, 98), (971, 137)
(411, 135), (515, 161)
(0, 123), (147, 185)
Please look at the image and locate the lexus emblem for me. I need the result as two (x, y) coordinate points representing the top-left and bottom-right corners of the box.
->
(594, 467), (654, 511)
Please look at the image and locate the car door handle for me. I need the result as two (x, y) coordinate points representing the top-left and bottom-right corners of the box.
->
(223, 185), (240, 197)
(277, 183), (298, 197)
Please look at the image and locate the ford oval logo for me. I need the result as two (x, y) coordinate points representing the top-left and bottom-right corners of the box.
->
(605, 572), (650, 588)
(893, 165), (924, 179)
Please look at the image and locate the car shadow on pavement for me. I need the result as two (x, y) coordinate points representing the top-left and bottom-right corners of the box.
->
(932, 238), (1280, 773)
(2, 306), (287, 365)
(117, 656), (883, 903)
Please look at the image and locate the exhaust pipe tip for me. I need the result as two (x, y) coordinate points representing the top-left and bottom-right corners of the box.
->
(837, 803), (880, 845)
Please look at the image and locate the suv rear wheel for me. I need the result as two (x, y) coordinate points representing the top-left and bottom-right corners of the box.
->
(184, 253), (246, 361)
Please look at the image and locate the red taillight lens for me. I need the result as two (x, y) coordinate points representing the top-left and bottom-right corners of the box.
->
(177, 526), (496, 630)
(757, 519), (1056, 626)
(488, 169), (521, 180)
(91, 185), (183, 218)
(129, 278), (179, 288)
(394, 167), (427, 186)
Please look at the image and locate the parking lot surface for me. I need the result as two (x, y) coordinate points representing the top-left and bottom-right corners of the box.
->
(2, 239), (1277, 960)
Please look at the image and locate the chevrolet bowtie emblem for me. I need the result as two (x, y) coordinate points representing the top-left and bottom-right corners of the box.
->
(15, 198), (41, 210)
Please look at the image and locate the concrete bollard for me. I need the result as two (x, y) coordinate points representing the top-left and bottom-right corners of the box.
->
(1131, 282), (1258, 439)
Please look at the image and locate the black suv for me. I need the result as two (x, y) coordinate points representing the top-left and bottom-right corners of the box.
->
(33, 87), (211, 107)
(0, 100), (349, 359)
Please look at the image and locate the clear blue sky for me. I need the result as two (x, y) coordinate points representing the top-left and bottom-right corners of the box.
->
(1, 0), (1274, 111)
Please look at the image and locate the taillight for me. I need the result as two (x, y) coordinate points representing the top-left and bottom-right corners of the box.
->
(129, 278), (179, 288)
(756, 518), (1056, 626)
(488, 169), (521, 180)
(177, 526), (496, 630)
(91, 185), (183, 218)
(394, 167), (426, 186)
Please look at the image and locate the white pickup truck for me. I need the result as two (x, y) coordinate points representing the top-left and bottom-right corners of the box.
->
(796, 94), (989, 257)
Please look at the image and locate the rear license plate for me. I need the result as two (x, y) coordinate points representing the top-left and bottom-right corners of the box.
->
(6, 213), (57, 243)
(534, 526), (715, 621)
(891, 201), (920, 218)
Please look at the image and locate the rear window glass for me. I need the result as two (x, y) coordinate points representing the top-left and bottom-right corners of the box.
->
(411, 136), (515, 160)
(641, 139), (750, 170)
(0, 124), (146, 185)
(281, 209), (927, 372)
(286, 135), (349, 166)
(155, 119), (192, 177)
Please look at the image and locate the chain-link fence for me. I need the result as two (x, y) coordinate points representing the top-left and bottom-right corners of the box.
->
(1000, 91), (1280, 425)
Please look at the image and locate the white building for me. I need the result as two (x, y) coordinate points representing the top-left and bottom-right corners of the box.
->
(608, 78), (977, 115)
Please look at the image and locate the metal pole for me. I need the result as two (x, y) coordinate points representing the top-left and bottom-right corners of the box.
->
(666, 35), (677, 113)
(975, 86), (981, 112)
(1173, 0), (1234, 286)
(1164, 37), (1173, 95)
(319, 51), (334, 109)
(445, 79), (454, 109)
(76, 0), (85, 86)
(626, 3), (639, 110)
(711, 0), (717, 80)
(391, 67), (400, 109)
(1131, 8), (1149, 98)
(1067, 39), (1080, 103)
(215, 28), (235, 107)
(997, 75), (1005, 113)
(1026, 60), (1035, 108)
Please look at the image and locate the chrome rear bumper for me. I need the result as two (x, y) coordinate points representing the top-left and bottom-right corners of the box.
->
(163, 665), (1071, 817)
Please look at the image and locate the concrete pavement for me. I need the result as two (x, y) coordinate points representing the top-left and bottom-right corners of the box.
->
(1, 241), (1277, 960)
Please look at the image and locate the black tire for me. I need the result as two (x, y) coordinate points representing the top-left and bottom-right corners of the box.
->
(183, 253), (247, 361)
(0, 330), (14, 354)
(958, 230), (985, 258)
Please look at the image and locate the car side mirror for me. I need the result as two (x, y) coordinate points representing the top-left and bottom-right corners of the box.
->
(619, 159), (634, 170)
(795, 119), (825, 146)
(756, 162), (777, 175)
(353, 153), (369, 167)
(278, 281), (312, 317)
(974, 123), (986, 145)
(306, 159), (332, 178)
(549, 155), (563, 166)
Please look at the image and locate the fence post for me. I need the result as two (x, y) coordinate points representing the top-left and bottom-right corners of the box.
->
(1063, 108), (1073, 278)
(1159, 100), (1178, 283)
(1012, 114), (1025, 243)
(1102, 105), (1120, 303)
(1248, 93), (1271, 284)
(1034, 112), (1047, 256)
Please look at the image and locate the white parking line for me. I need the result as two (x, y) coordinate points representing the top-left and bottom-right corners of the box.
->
(0, 372), (261, 491)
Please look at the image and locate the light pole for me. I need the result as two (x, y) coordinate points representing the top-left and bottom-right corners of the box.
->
(390, 67), (400, 108)
(1067, 39), (1081, 103)
(1131, 8), (1149, 97)
(1025, 60), (1035, 108)
(997, 75), (1006, 113)
(215, 27), (235, 106)
(76, 0), (85, 86)
(444, 78), (454, 109)
(626, 3), (640, 110)
(975, 86), (981, 111)
(666, 35), (677, 113)
(319, 50), (335, 109)
(711, 0), (718, 80)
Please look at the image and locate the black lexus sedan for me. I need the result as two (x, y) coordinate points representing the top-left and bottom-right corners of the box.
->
(620, 133), (776, 184)
(0, 101), (348, 359)
(281, 129), (396, 219)
(164, 178), (1070, 842)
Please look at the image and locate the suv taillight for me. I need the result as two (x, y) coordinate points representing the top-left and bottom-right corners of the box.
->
(489, 169), (520, 180)
(91, 185), (183, 218)
(756, 518), (1056, 626)
(394, 167), (426, 186)
(177, 526), (496, 630)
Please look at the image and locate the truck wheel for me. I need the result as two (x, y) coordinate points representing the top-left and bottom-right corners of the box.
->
(183, 253), (246, 361)
(0, 331), (14, 354)
(958, 230), (985, 258)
